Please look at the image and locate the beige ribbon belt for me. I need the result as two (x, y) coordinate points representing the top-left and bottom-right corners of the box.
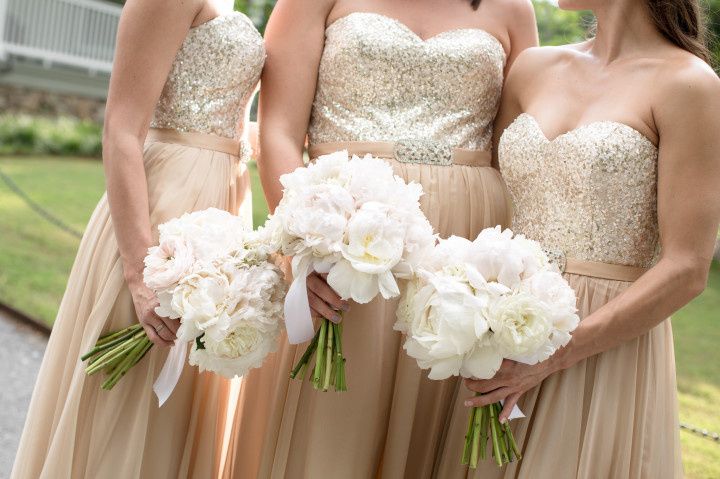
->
(308, 141), (492, 167)
(146, 128), (241, 157)
(564, 258), (648, 282)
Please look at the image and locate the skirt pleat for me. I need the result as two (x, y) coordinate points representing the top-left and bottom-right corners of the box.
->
(11, 140), (251, 479)
(223, 161), (511, 479)
(434, 274), (682, 479)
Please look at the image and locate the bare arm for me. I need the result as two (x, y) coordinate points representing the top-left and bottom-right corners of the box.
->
(502, 0), (539, 73)
(258, 0), (347, 320)
(468, 64), (720, 421)
(257, 0), (334, 212)
(103, 0), (204, 345)
(553, 66), (720, 368)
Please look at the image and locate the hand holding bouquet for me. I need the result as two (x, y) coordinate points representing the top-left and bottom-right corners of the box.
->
(395, 227), (579, 467)
(270, 151), (435, 391)
(81, 208), (286, 405)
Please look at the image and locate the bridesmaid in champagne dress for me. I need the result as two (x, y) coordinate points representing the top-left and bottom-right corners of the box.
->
(11, 1), (264, 477)
(223, 0), (537, 477)
(451, 0), (720, 477)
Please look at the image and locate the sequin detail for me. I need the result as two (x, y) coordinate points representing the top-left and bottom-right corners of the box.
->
(393, 139), (453, 165)
(151, 12), (265, 141)
(308, 12), (506, 160)
(500, 113), (659, 268)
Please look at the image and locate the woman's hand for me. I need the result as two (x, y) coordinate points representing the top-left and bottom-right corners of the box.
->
(464, 358), (560, 423)
(128, 282), (179, 347)
(307, 272), (349, 324)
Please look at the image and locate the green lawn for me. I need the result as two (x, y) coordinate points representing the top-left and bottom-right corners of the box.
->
(0, 157), (718, 477)
(673, 260), (720, 479)
(0, 157), (268, 324)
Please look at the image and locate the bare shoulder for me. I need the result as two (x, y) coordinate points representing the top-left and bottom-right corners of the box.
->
(654, 52), (720, 118)
(506, 45), (576, 83)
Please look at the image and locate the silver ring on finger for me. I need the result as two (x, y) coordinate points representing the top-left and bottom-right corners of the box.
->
(155, 324), (166, 333)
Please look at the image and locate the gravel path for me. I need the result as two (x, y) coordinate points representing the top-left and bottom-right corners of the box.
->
(0, 311), (48, 478)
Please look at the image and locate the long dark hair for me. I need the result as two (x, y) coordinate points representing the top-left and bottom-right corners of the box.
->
(647, 0), (711, 62)
(470, 0), (481, 10)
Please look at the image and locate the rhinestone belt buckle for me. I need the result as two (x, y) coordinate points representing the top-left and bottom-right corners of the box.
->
(393, 139), (453, 166)
(543, 248), (567, 273)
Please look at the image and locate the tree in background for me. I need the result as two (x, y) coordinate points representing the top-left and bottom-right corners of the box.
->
(106, 0), (714, 70)
(705, 0), (720, 70)
(234, 0), (275, 33)
(533, 0), (718, 71)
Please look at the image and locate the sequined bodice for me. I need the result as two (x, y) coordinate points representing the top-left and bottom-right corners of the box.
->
(500, 113), (659, 268)
(150, 12), (265, 141)
(308, 12), (506, 151)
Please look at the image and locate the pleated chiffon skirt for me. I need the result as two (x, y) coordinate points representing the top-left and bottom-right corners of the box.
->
(11, 133), (251, 479)
(435, 273), (683, 479)
(222, 159), (512, 479)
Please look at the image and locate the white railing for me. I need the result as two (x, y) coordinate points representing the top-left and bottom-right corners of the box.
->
(0, 0), (121, 74)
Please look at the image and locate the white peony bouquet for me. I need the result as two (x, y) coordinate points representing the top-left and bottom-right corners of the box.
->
(395, 227), (579, 468)
(269, 150), (435, 391)
(81, 208), (286, 405)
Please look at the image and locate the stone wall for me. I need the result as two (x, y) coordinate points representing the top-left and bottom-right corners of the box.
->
(0, 84), (105, 123)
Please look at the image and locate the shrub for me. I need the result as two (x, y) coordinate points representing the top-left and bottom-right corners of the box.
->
(0, 115), (102, 157)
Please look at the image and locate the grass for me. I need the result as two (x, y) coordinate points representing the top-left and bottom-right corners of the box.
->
(0, 157), (268, 324)
(0, 157), (718, 477)
(673, 260), (720, 479)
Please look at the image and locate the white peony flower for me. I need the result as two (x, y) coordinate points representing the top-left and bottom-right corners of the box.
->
(327, 202), (406, 302)
(485, 291), (554, 363)
(168, 265), (233, 342)
(143, 236), (195, 290)
(279, 183), (354, 259)
(396, 227), (579, 383)
(519, 270), (580, 362)
(188, 321), (280, 379)
(145, 207), (286, 381)
(274, 150), (435, 313)
(399, 270), (493, 380)
(472, 226), (526, 289)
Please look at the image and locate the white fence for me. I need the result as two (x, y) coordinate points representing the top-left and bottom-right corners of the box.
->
(0, 0), (121, 74)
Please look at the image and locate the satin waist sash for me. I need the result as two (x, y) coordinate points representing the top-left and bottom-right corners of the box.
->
(563, 258), (648, 282)
(309, 140), (492, 167)
(146, 128), (242, 157)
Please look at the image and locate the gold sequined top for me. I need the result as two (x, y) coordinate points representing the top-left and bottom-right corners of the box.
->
(150, 12), (265, 141)
(308, 12), (506, 153)
(500, 113), (659, 268)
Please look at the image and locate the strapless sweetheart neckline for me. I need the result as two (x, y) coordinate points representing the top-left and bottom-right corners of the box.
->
(517, 113), (657, 149)
(326, 11), (506, 55)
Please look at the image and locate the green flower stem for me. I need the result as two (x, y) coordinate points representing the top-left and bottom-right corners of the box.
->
(461, 405), (474, 465)
(95, 324), (142, 347)
(81, 327), (143, 361)
(489, 403), (503, 467)
(504, 420), (521, 460)
(312, 320), (328, 389)
(333, 321), (346, 392)
(101, 338), (146, 390)
(97, 347), (130, 373)
(129, 338), (153, 369)
(323, 321), (334, 391)
(101, 337), (152, 390)
(480, 405), (489, 461)
(290, 316), (347, 393)
(85, 334), (144, 375)
(290, 328), (320, 380)
(470, 406), (483, 468)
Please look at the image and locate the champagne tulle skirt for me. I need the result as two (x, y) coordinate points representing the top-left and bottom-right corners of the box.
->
(434, 274), (683, 479)
(222, 160), (512, 478)
(11, 135), (251, 479)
